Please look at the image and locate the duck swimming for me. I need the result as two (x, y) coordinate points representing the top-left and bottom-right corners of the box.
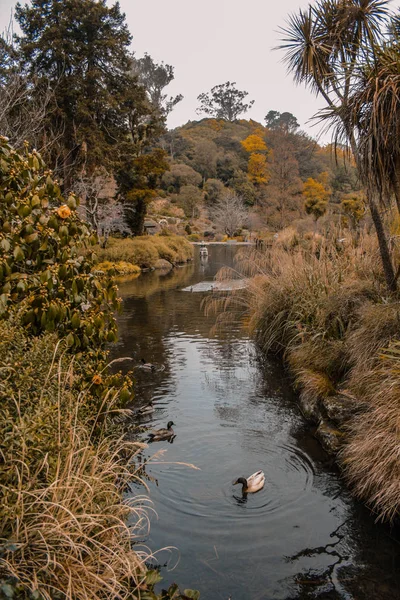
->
(233, 470), (265, 493)
(140, 358), (156, 372)
(135, 402), (155, 417)
(148, 421), (175, 442)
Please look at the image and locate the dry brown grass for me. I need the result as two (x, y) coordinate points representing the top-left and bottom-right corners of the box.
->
(342, 342), (400, 522)
(0, 327), (153, 600)
(346, 302), (400, 395)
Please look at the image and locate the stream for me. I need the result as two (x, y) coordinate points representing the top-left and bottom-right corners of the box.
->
(111, 245), (400, 600)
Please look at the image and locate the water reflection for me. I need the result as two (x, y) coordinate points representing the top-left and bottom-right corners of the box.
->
(111, 245), (400, 600)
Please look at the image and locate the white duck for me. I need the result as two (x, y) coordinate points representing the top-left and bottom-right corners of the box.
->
(233, 470), (265, 493)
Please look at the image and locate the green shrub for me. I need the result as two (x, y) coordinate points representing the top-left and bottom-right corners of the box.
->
(0, 138), (118, 352)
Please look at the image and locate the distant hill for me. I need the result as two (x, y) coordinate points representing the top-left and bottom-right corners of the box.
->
(151, 118), (361, 233)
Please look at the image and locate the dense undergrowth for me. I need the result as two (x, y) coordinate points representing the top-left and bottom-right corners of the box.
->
(0, 138), (199, 599)
(94, 235), (193, 273)
(208, 226), (400, 522)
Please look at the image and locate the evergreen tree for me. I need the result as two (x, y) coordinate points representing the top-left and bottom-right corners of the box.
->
(14, 0), (149, 188)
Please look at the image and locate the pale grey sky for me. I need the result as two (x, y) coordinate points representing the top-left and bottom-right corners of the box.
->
(0, 0), (395, 141)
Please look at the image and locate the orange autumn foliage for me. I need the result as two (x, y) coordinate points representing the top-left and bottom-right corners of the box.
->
(248, 153), (269, 185)
(241, 134), (267, 153)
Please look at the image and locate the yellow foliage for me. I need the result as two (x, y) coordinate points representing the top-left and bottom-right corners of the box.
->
(248, 153), (269, 185)
(241, 134), (267, 153)
(317, 171), (330, 188)
(303, 177), (330, 220)
(341, 192), (366, 228)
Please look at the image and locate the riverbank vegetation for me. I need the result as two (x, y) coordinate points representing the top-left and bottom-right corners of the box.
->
(209, 225), (400, 521)
(207, 0), (400, 522)
(95, 235), (193, 273)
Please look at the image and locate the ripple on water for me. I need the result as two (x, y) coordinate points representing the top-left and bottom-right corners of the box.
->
(147, 429), (315, 525)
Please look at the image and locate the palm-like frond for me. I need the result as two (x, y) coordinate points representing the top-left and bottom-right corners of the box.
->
(278, 1), (390, 103)
(278, 7), (334, 94)
(346, 43), (400, 200)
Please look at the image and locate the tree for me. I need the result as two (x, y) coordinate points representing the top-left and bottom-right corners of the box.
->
(341, 192), (365, 229)
(196, 81), (255, 121)
(303, 177), (329, 221)
(15, 0), (150, 189)
(190, 140), (218, 182)
(0, 23), (55, 150)
(212, 191), (248, 237)
(248, 153), (269, 185)
(161, 163), (202, 193)
(279, 0), (397, 291)
(117, 148), (169, 235)
(241, 134), (267, 153)
(266, 132), (302, 224)
(132, 53), (183, 117)
(216, 152), (241, 184)
(177, 184), (203, 218)
(204, 178), (225, 204)
(231, 172), (257, 206)
(265, 110), (299, 133)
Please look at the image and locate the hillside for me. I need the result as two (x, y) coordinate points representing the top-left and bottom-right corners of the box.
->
(144, 117), (362, 239)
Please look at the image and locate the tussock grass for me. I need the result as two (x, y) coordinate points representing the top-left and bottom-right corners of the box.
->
(95, 235), (193, 270)
(347, 302), (400, 393)
(0, 323), (153, 599)
(342, 342), (400, 522)
(97, 260), (141, 275)
(295, 368), (335, 399)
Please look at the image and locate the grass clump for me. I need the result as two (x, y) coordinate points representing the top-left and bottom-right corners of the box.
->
(0, 321), (150, 600)
(342, 342), (400, 522)
(97, 260), (141, 276)
(95, 235), (193, 270)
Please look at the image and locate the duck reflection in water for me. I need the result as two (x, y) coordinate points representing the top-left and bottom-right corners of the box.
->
(233, 492), (249, 505)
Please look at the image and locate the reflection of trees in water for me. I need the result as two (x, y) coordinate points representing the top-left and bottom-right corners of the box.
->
(118, 264), (195, 299)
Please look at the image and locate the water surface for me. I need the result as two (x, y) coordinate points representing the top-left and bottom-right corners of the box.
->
(112, 245), (400, 600)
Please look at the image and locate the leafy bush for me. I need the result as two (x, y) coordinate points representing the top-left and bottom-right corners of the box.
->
(0, 137), (119, 352)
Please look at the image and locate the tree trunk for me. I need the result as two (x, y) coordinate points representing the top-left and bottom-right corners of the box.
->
(392, 158), (400, 213)
(125, 197), (146, 236)
(348, 134), (397, 292)
(368, 192), (397, 292)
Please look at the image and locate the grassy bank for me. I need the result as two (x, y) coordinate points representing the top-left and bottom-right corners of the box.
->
(210, 227), (400, 522)
(95, 235), (193, 273)
(0, 321), (150, 599)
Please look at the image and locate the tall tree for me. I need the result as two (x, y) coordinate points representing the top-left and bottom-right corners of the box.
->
(265, 110), (299, 133)
(196, 81), (254, 121)
(15, 0), (149, 189)
(132, 53), (183, 117)
(279, 0), (397, 291)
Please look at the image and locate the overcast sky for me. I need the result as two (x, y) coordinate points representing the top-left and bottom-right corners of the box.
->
(0, 0), (396, 142)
